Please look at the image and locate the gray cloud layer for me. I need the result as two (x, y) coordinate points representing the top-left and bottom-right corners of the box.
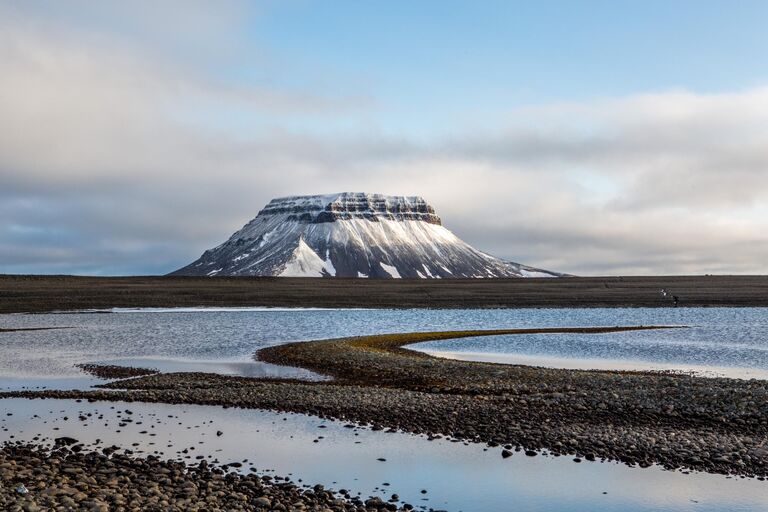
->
(1, 3), (767, 275)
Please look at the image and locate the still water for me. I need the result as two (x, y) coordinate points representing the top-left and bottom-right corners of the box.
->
(1, 307), (767, 384)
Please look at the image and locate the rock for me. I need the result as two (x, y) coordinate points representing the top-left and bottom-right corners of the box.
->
(253, 496), (271, 508)
(365, 497), (385, 508)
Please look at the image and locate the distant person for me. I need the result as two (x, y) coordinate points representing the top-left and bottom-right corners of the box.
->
(672, 295), (679, 307)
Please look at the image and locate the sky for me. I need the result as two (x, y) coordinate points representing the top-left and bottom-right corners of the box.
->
(2, 0), (768, 276)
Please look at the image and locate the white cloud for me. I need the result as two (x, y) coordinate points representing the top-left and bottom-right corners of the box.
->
(0, 3), (767, 275)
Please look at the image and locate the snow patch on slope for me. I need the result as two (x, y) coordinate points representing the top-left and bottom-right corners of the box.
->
(324, 249), (337, 277)
(279, 239), (328, 277)
(380, 263), (401, 278)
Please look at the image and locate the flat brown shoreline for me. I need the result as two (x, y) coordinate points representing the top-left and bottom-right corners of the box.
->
(2, 274), (768, 313)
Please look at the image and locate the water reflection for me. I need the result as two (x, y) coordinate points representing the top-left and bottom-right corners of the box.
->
(0, 398), (764, 512)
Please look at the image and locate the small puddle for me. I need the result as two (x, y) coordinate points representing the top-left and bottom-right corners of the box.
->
(0, 398), (764, 512)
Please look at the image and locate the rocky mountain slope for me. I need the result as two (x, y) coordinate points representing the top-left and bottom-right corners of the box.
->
(171, 193), (565, 278)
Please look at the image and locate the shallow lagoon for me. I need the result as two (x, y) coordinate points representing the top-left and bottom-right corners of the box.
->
(1, 307), (768, 383)
(1, 307), (767, 511)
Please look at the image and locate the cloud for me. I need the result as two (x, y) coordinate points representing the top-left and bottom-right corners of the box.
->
(0, 3), (767, 275)
(444, 87), (768, 206)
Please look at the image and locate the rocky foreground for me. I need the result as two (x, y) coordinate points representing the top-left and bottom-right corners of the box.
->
(0, 443), (409, 512)
(3, 326), (768, 480)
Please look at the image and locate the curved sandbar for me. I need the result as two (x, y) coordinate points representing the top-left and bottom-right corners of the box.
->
(257, 326), (686, 393)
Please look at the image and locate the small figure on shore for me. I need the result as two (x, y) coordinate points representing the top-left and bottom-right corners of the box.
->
(672, 295), (679, 307)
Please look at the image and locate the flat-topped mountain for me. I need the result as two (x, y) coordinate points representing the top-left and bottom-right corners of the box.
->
(171, 193), (565, 278)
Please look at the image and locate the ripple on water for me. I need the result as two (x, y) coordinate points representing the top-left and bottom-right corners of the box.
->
(1, 307), (768, 384)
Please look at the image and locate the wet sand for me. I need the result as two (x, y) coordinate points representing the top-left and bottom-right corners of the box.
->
(2, 274), (768, 313)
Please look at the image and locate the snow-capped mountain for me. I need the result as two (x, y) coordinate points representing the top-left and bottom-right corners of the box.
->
(170, 193), (565, 278)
